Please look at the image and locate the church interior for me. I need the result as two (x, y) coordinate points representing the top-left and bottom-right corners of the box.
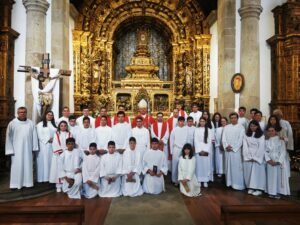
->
(0, 0), (300, 224)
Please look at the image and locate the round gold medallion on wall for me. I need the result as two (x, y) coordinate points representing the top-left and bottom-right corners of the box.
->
(231, 73), (245, 93)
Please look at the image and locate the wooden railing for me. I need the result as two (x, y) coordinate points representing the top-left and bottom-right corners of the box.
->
(221, 204), (300, 225)
(0, 205), (84, 224)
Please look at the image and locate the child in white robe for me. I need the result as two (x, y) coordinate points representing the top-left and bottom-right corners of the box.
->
(265, 126), (290, 199)
(142, 138), (168, 194)
(186, 117), (196, 146)
(194, 117), (212, 187)
(73, 116), (96, 158)
(95, 115), (112, 156)
(59, 137), (82, 199)
(82, 142), (101, 199)
(121, 137), (144, 197)
(50, 121), (72, 192)
(112, 111), (132, 155)
(36, 111), (57, 182)
(99, 141), (123, 197)
(243, 120), (266, 196)
(178, 143), (201, 197)
(132, 116), (150, 160)
(169, 116), (188, 185)
(214, 117), (227, 177)
(68, 115), (79, 135)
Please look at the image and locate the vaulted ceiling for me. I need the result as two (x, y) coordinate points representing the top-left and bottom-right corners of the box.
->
(70, 0), (217, 17)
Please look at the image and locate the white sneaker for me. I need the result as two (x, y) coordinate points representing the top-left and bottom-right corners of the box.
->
(248, 189), (254, 194)
(252, 190), (262, 196)
(56, 188), (62, 193)
(203, 182), (208, 188)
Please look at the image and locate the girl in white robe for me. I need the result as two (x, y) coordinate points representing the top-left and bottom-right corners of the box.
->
(121, 137), (144, 197)
(178, 143), (201, 197)
(265, 126), (290, 198)
(36, 111), (57, 182)
(82, 143), (101, 199)
(59, 137), (82, 199)
(266, 115), (291, 178)
(214, 117), (228, 177)
(99, 141), (123, 197)
(194, 117), (212, 187)
(50, 121), (72, 192)
(243, 120), (266, 196)
(143, 138), (168, 194)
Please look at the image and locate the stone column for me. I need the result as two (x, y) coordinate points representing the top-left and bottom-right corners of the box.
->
(23, 0), (49, 120)
(217, 0), (236, 117)
(238, 0), (262, 113)
(51, 0), (70, 113)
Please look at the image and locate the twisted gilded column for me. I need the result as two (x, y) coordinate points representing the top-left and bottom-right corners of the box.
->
(23, 0), (49, 120)
(238, 0), (262, 112)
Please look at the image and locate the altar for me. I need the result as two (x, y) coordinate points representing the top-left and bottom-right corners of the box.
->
(72, 1), (211, 116)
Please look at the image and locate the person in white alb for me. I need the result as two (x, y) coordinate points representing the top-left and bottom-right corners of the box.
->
(76, 106), (95, 128)
(132, 116), (150, 159)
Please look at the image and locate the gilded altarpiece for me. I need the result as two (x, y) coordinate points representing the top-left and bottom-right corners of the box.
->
(73, 0), (211, 116)
(267, 0), (300, 150)
(0, 0), (19, 167)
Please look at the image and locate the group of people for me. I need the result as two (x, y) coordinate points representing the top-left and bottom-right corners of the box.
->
(5, 100), (293, 200)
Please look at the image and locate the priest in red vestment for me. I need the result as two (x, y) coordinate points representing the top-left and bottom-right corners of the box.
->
(131, 99), (155, 129)
(95, 107), (112, 128)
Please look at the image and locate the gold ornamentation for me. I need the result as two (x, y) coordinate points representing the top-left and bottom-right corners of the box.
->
(73, 0), (211, 115)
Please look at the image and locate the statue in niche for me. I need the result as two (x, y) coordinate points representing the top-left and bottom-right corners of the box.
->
(182, 52), (193, 96)
(92, 50), (106, 95)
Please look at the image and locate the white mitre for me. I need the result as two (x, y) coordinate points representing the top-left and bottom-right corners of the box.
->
(138, 99), (147, 108)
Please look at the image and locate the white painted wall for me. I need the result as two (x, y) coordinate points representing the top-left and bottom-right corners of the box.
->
(209, 21), (218, 113)
(12, 0), (27, 116)
(69, 15), (75, 113)
(259, 0), (287, 118)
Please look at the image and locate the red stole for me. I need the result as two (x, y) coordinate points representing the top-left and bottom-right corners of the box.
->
(152, 121), (167, 140)
(95, 116), (112, 128)
(113, 115), (129, 125)
(179, 110), (185, 117)
(54, 131), (71, 154)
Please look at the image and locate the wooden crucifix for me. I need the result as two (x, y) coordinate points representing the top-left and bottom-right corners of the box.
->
(17, 53), (71, 122)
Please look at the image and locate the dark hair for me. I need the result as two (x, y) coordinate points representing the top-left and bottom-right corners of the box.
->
(129, 137), (136, 143)
(157, 112), (163, 116)
(57, 121), (69, 133)
(229, 112), (239, 119)
(68, 115), (76, 120)
(135, 116), (143, 121)
(255, 110), (262, 116)
(117, 111), (125, 116)
(62, 106), (69, 110)
(250, 108), (258, 113)
(266, 115), (282, 132)
(42, 111), (57, 128)
(83, 116), (90, 122)
(246, 120), (264, 138)
(178, 116), (185, 122)
(100, 107), (107, 111)
(202, 110), (212, 129)
(187, 116), (194, 121)
(192, 103), (199, 108)
(108, 141), (115, 147)
(89, 142), (97, 148)
(66, 137), (75, 144)
(212, 112), (222, 128)
(239, 106), (246, 111)
(199, 117), (209, 143)
(151, 137), (159, 143)
(101, 115), (107, 120)
(181, 143), (194, 159)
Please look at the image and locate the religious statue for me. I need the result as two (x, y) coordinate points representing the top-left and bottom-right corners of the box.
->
(18, 53), (71, 123)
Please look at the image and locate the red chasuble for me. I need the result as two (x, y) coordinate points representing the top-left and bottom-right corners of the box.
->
(95, 116), (112, 128)
(113, 115), (129, 125)
(152, 121), (168, 151)
(131, 114), (155, 128)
